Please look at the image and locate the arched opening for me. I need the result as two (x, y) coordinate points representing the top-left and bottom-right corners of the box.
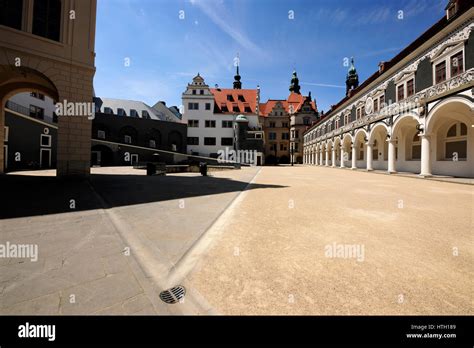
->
(333, 137), (341, 166)
(353, 129), (367, 169)
(168, 130), (183, 152)
(326, 140), (333, 166)
(369, 123), (388, 170)
(341, 134), (352, 167)
(391, 114), (420, 173)
(427, 98), (473, 177)
(91, 144), (114, 167)
(148, 128), (162, 149)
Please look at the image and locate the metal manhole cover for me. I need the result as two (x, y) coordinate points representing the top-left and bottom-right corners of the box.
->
(159, 285), (186, 304)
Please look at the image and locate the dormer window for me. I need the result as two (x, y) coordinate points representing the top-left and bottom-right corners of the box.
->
(227, 95), (234, 102)
(446, 0), (457, 20)
(117, 108), (126, 116)
(104, 107), (113, 114)
(244, 106), (252, 113)
(238, 95), (245, 102)
(142, 110), (150, 119)
(221, 103), (229, 112)
(232, 104), (240, 112)
(130, 109), (138, 117)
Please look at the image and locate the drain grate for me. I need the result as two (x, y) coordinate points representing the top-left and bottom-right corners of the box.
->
(159, 285), (186, 304)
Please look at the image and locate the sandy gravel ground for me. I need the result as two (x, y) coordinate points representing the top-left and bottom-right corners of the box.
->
(186, 166), (474, 315)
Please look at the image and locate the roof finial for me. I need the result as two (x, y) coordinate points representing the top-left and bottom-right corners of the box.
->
(233, 52), (242, 89)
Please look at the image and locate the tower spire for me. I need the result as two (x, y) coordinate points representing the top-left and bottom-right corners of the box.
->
(346, 57), (359, 96)
(233, 53), (242, 89)
(289, 70), (301, 94)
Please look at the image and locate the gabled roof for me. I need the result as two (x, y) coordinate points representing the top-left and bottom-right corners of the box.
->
(259, 92), (317, 117)
(211, 88), (258, 114)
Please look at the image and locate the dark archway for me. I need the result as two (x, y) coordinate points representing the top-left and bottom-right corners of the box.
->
(91, 144), (114, 167)
(167, 130), (183, 152)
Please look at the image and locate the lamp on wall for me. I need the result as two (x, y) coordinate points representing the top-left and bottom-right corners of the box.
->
(416, 124), (424, 134)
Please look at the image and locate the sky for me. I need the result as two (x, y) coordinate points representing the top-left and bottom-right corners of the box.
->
(94, 0), (447, 113)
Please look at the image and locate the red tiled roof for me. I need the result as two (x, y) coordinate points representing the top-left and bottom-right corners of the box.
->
(259, 92), (317, 117)
(210, 88), (258, 114)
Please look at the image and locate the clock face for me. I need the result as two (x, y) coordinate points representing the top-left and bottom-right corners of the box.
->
(365, 97), (373, 115)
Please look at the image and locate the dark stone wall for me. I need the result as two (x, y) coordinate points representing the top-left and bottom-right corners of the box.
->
(385, 80), (396, 105)
(4, 112), (58, 171)
(465, 30), (474, 70)
(415, 58), (433, 92)
(92, 113), (187, 153)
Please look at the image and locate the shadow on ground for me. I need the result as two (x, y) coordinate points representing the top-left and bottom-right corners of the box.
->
(0, 173), (286, 219)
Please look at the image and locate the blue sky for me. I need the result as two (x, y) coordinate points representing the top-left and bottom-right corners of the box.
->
(94, 0), (447, 113)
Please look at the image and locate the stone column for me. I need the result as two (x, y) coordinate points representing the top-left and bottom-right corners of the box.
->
(313, 151), (317, 165)
(319, 149), (323, 166)
(388, 139), (396, 173)
(331, 147), (336, 167)
(420, 134), (432, 177)
(366, 142), (373, 171)
(340, 146), (345, 168)
(351, 144), (357, 169)
(325, 149), (329, 166)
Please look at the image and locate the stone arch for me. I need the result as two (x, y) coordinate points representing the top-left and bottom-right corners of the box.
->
(425, 97), (473, 177)
(369, 122), (389, 169)
(391, 113), (421, 173)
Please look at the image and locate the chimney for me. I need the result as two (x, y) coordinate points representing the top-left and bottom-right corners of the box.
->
(378, 61), (385, 74)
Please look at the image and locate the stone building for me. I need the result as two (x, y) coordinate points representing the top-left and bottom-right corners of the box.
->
(303, 0), (474, 178)
(260, 71), (319, 164)
(1, 0), (97, 177)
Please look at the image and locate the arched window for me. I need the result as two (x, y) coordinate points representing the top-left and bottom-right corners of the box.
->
(445, 122), (467, 160)
(412, 133), (421, 160)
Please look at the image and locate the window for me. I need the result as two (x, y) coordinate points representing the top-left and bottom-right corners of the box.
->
(379, 95), (385, 108)
(244, 106), (252, 113)
(412, 133), (421, 160)
(269, 122), (276, 128)
(435, 61), (446, 84)
(204, 137), (216, 146)
(232, 104), (240, 112)
(358, 142), (364, 160)
(187, 137), (199, 145)
(0, 0), (23, 30)
(227, 95), (234, 102)
(117, 108), (126, 116)
(361, 106), (365, 117)
(303, 117), (310, 125)
(221, 137), (233, 146)
(130, 109), (138, 117)
(205, 103), (211, 110)
(192, 90), (196, 95)
(282, 122), (288, 128)
(104, 107), (113, 114)
(97, 130), (105, 139)
(29, 105), (44, 119)
(356, 108), (361, 120)
(406, 79), (414, 97)
(222, 120), (233, 128)
(372, 139), (379, 160)
(188, 120), (199, 127)
(124, 135), (132, 144)
(282, 133), (289, 140)
(445, 122), (467, 160)
(142, 110), (150, 119)
(40, 134), (51, 147)
(200, 90), (204, 95)
(295, 130), (299, 138)
(269, 132), (277, 140)
(221, 104), (229, 112)
(30, 92), (45, 100)
(397, 84), (405, 101)
(373, 98), (379, 113)
(188, 102), (199, 110)
(280, 143), (287, 151)
(270, 143), (277, 151)
(205, 120), (216, 128)
(33, 0), (62, 41)
(451, 51), (464, 77)
(238, 95), (245, 102)
(344, 113), (350, 125)
(335, 119), (340, 129)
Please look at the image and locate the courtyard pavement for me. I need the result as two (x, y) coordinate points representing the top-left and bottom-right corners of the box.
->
(0, 166), (472, 315)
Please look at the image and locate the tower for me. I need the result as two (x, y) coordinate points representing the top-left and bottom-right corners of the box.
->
(289, 70), (301, 94)
(233, 58), (242, 89)
(346, 57), (359, 96)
